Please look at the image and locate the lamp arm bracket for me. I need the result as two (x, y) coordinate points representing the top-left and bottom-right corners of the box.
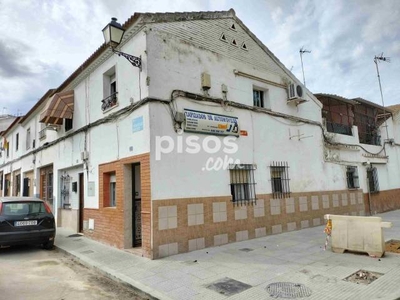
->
(112, 49), (142, 70)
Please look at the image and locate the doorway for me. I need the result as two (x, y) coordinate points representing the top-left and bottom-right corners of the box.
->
(132, 163), (142, 247)
(79, 173), (84, 232)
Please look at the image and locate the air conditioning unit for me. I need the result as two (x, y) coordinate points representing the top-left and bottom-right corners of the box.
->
(288, 83), (303, 99)
(287, 83), (307, 105)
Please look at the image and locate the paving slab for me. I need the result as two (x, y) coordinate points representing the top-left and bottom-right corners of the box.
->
(56, 210), (400, 300)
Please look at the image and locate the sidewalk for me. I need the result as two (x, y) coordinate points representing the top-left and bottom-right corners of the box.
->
(55, 210), (400, 300)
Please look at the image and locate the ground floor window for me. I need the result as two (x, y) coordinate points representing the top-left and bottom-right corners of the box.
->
(103, 172), (117, 207)
(270, 161), (290, 198)
(229, 164), (256, 204)
(110, 175), (116, 207)
(346, 166), (359, 189)
(367, 167), (379, 193)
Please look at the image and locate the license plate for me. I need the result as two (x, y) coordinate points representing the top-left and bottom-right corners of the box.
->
(14, 220), (37, 226)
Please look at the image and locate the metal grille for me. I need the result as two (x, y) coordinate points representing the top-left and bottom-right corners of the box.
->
(326, 121), (352, 135)
(354, 105), (381, 145)
(229, 164), (256, 205)
(367, 167), (379, 193)
(321, 96), (353, 136)
(101, 92), (118, 112)
(346, 166), (359, 189)
(266, 282), (312, 298)
(253, 90), (264, 108)
(270, 161), (290, 199)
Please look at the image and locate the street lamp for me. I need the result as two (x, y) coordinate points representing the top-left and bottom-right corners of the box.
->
(102, 17), (141, 70)
(373, 53), (390, 140)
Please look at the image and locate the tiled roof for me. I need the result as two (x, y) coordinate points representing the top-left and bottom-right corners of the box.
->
(314, 93), (357, 105)
(351, 97), (387, 110)
(22, 8), (320, 122)
(21, 10), (234, 123)
(315, 93), (395, 112)
(387, 104), (400, 113)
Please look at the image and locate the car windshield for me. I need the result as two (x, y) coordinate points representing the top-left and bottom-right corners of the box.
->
(2, 202), (46, 216)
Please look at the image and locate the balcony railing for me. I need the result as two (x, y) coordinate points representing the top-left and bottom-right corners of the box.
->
(326, 121), (352, 136)
(101, 92), (118, 112)
(39, 128), (47, 140)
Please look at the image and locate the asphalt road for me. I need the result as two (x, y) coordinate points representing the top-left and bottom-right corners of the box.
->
(0, 245), (147, 300)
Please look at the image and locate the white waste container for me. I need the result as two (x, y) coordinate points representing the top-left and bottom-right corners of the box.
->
(324, 214), (392, 258)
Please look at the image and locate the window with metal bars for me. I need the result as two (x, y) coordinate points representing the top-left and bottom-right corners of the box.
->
(270, 162), (290, 198)
(346, 166), (359, 189)
(229, 164), (256, 204)
(253, 90), (264, 108)
(367, 167), (379, 193)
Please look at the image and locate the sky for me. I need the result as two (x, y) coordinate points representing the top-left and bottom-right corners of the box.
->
(0, 0), (399, 116)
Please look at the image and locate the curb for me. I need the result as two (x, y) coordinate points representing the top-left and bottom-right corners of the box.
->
(55, 245), (171, 300)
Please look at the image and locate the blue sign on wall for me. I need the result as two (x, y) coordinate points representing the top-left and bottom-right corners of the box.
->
(132, 116), (143, 133)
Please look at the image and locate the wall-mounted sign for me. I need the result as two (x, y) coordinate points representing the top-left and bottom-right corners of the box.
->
(184, 109), (239, 136)
(132, 116), (143, 133)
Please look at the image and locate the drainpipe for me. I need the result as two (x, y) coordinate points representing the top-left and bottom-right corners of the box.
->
(366, 165), (372, 216)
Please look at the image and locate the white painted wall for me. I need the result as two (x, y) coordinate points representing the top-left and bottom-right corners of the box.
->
(146, 22), (321, 123)
(149, 99), (338, 200)
(146, 17), (400, 201)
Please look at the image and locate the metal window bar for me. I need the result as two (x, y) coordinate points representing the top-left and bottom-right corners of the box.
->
(229, 164), (257, 206)
(101, 92), (118, 112)
(270, 161), (290, 199)
(367, 167), (380, 193)
(346, 166), (359, 189)
(39, 128), (47, 140)
(326, 121), (352, 136)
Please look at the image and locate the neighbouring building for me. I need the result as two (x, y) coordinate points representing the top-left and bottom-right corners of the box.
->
(0, 114), (17, 133)
(315, 94), (400, 213)
(1, 9), (400, 259)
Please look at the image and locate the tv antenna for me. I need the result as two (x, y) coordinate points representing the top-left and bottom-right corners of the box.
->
(374, 53), (390, 140)
(299, 47), (311, 86)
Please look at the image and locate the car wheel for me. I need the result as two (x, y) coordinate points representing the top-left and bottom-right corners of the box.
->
(43, 240), (54, 250)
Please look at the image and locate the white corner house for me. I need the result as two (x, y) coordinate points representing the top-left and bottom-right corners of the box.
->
(1, 9), (400, 259)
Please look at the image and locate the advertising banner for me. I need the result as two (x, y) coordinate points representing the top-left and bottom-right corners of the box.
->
(184, 109), (239, 136)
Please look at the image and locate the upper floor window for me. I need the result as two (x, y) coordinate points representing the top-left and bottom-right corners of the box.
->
(64, 118), (73, 132)
(346, 166), (359, 189)
(354, 105), (381, 145)
(270, 161), (290, 199)
(26, 128), (31, 150)
(102, 66), (118, 112)
(15, 133), (19, 151)
(229, 164), (256, 204)
(253, 89), (264, 107)
(321, 97), (353, 136)
(110, 74), (117, 95)
(39, 123), (46, 140)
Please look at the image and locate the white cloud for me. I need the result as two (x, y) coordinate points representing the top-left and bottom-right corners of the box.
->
(0, 0), (399, 116)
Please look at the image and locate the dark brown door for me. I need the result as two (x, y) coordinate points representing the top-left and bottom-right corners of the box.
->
(132, 164), (142, 247)
(79, 173), (84, 232)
